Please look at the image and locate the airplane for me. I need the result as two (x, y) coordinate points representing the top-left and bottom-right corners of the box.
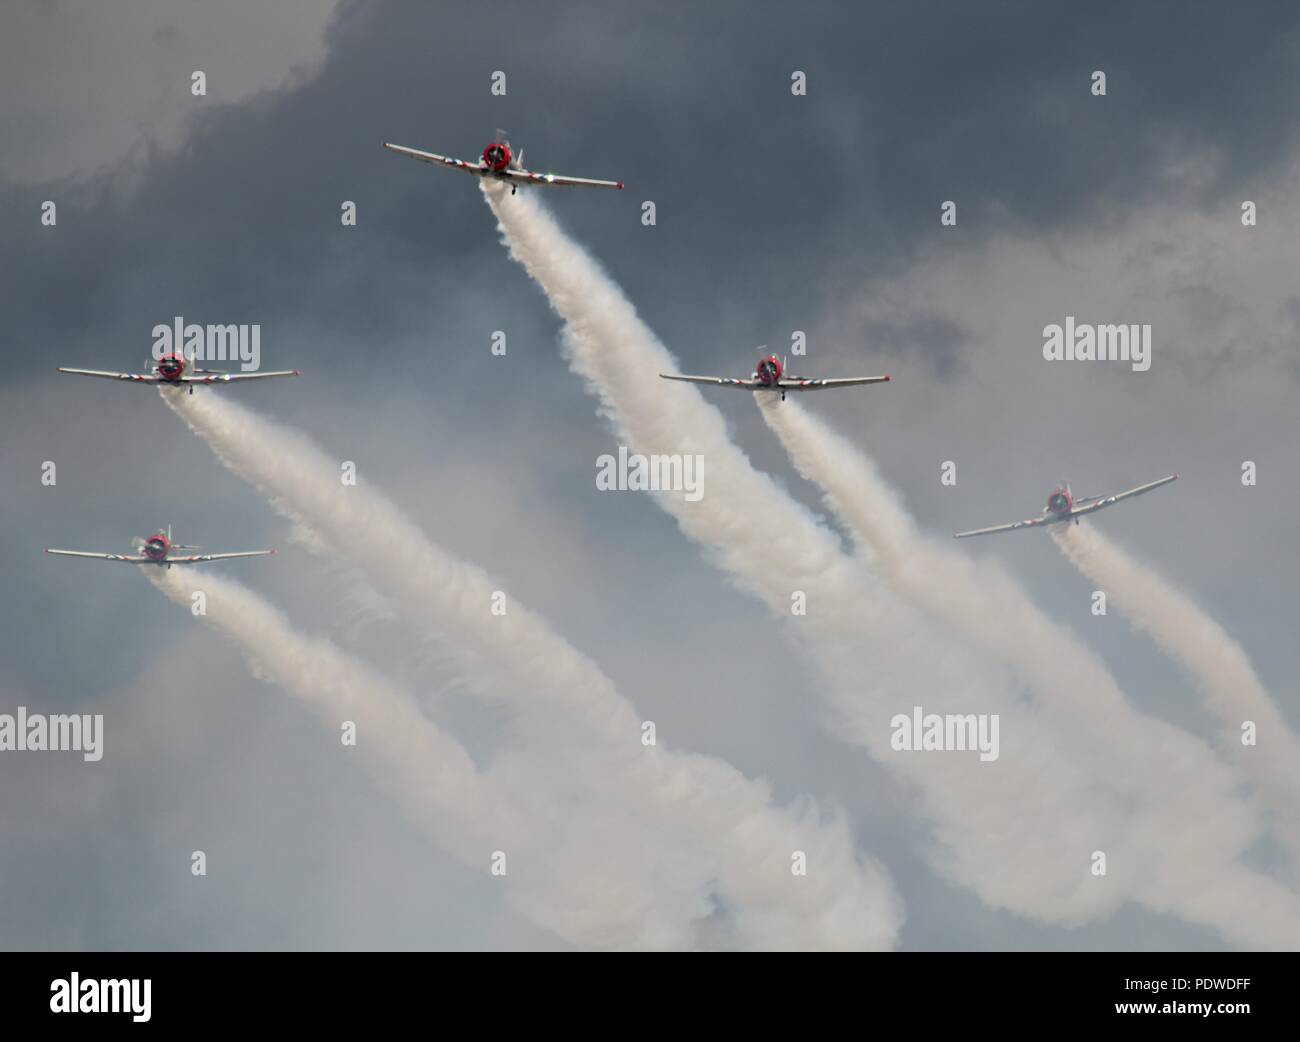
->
(659, 352), (891, 400)
(46, 526), (276, 568)
(58, 352), (300, 394)
(383, 132), (624, 195)
(952, 474), (1178, 539)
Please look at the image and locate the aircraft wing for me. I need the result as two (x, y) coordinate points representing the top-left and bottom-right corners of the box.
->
(1070, 474), (1178, 517)
(952, 515), (1057, 539)
(659, 373), (757, 389)
(58, 367), (158, 383)
(179, 370), (300, 384)
(383, 142), (481, 176)
(45, 549), (149, 562)
(499, 167), (624, 190)
(167, 550), (277, 564)
(777, 375), (892, 391)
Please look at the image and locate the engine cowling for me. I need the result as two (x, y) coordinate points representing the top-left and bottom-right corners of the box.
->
(143, 534), (169, 560)
(756, 356), (783, 385)
(482, 142), (511, 172)
(1046, 490), (1072, 514)
(157, 354), (185, 381)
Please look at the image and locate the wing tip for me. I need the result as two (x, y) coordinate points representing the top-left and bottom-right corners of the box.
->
(616, 181), (625, 190)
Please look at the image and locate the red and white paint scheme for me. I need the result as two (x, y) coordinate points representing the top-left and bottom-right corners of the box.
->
(58, 352), (299, 393)
(953, 475), (1178, 539)
(46, 526), (276, 567)
(660, 352), (892, 400)
(383, 134), (624, 194)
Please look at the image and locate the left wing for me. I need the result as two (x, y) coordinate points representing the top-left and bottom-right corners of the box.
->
(659, 373), (756, 389)
(952, 515), (1059, 539)
(499, 167), (624, 190)
(179, 370), (300, 384)
(58, 367), (159, 383)
(383, 142), (481, 176)
(46, 549), (149, 562)
(1070, 474), (1178, 518)
(778, 375), (892, 391)
(166, 550), (277, 564)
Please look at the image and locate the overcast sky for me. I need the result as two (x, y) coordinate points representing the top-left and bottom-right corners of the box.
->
(2, 0), (1297, 950)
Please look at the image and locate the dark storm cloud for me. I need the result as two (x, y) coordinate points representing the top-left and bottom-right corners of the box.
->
(860, 309), (971, 381)
(5, 0), (1300, 374)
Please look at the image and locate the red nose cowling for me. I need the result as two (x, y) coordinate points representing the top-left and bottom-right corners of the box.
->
(757, 356), (783, 384)
(482, 142), (511, 172)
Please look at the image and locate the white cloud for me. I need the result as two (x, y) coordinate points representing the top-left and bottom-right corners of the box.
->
(0, 0), (343, 183)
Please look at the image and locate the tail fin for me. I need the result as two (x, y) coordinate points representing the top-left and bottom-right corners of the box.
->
(170, 523), (201, 549)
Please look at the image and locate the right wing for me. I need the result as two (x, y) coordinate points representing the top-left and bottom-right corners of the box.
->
(1069, 474), (1178, 517)
(45, 549), (149, 562)
(778, 375), (892, 391)
(167, 550), (276, 564)
(659, 373), (757, 389)
(499, 167), (624, 190)
(58, 368), (158, 383)
(180, 370), (300, 384)
(952, 515), (1057, 539)
(383, 142), (480, 176)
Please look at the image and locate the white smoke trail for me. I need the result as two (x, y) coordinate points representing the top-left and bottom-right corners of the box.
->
(144, 566), (699, 948)
(482, 184), (1300, 948)
(759, 394), (1300, 883)
(1053, 522), (1300, 865)
(157, 389), (902, 950)
(755, 400), (1251, 791)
